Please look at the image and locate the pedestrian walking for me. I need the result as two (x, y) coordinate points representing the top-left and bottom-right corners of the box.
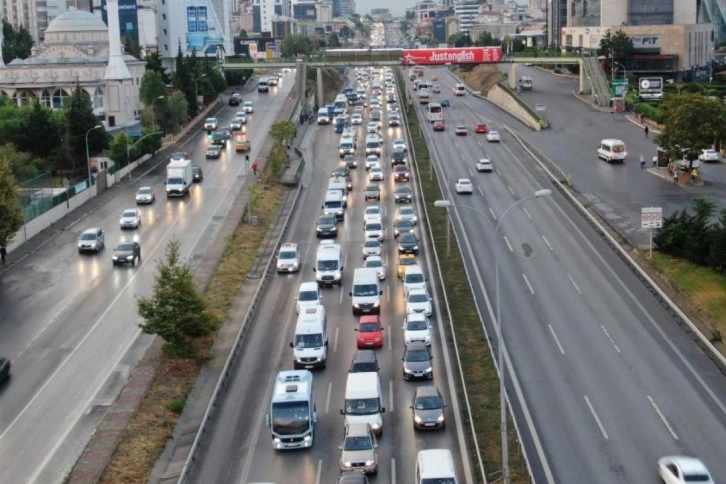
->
(644, 125), (650, 138)
(673, 170), (679, 184)
(251, 161), (258, 176)
(690, 168), (699, 185)
(0, 246), (6, 264)
(652, 155), (658, 167)
(640, 154), (646, 169)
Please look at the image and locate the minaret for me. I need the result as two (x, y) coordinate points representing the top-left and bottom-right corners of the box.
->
(104, 0), (131, 80)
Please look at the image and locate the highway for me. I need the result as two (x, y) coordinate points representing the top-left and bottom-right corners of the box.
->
(189, 69), (469, 483)
(0, 73), (297, 482)
(416, 66), (726, 482)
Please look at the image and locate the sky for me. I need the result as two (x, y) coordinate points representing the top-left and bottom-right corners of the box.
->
(359, 0), (416, 18)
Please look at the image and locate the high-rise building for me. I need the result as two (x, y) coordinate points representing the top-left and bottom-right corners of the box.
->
(156, 0), (233, 63)
(568, 0), (697, 28)
(454, 0), (479, 34)
(547, 0), (566, 48)
(699, 0), (726, 40)
(251, 0), (288, 33)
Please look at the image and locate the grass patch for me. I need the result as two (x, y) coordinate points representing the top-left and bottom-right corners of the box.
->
(99, 183), (286, 484)
(400, 71), (528, 482)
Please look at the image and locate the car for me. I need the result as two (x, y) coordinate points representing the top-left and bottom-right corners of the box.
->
(219, 128), (232, 140)
(403, 311), (431, 346)
(316, 214), (338, 238)
(432, 84), (441, 93)
(234, 113), (248, 125)
(276, 242), (300, 273)
(343, 154), (358, 169)
(698, 148), (719, 162)
(111, 240), (141, 266)
(336, 471), (369, 484)
(353, 105), (364, 115)
(296, 281), (322, 314)
(349, 349), (379, 373)
(332, 164), (351, 178)
(228, 93), (241, 106)
(364, 220), (385, 241)
(455, 178), (473, 194)
(388, 116), (400, 127)
(476, 157), (493, 172)
(394, 185), (413, 203)
(411, 385), (446, 430)
(394, 165), (410, 182)
(268, 75), (279, 86)
(396, 206), (418, 225)
(487, 130), (501, 142)
(235, 137), (251, 153)
(391, 150), (407, 166)
(365, 155), (379, 170)
(205, 145), (222, 159)
(119, 208), (141, 229)
(351, 113), (363, 125)
(203, 117), (218, 130)
(431, 74), (439, 81)
(363, 255), (386, 280)
(243, 101), (254, 113)
(455, 125), (468, 136)
(364, 205), (383, 225)
(406, 288), (433, 317)
(432, 120), (445, 131)
(366, 122), (379, 134)
(398, 233), (419, 254)
(356, 315), (384, 348)
(135, 186), (155, 205)
(339, 423), (378, 475)
(229, 118), (244, 131)
(210, 132), (226, 146)
(0, 357), (10, 384)
(192, 166), (203, 182)
(364, 184), (381, 201)
(362, 239), (382, 258)
(657, 456), (713, 484)
(394, 218), (415, 238)
(402, 265), (426, 294)
(475, 123), (489, 133)
(392, 139), (407, 152)
(78, 227), (105, 253)
(369, 167), (384, 182)
(170, 151), (189, 161)
(402, 341), (433, 380)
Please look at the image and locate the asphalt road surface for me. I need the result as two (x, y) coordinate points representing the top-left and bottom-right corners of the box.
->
(414, 66), (726, 483)
(0, 73), (296, 483)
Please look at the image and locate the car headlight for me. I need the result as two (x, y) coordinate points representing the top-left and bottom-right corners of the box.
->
(365, 460), (375, 466)
(112, 255), (118, 261)
(126, 255), (135, 261)
(342, 461), (352, 468)
(413, 246), (419, 250)
(273, 438), (281, 443)
(373, 300), (380, 307)
(304, 435), (312, 441)
(404, 367), (412, 374)
(437, 415), (445, 422)
(370, 422), (381, 430)
(353, 302), (360, 308)
(424, 367), (432, 373)
(414, 415), (423, 423)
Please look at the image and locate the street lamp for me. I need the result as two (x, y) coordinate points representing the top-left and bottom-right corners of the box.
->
(151, 95), (165, 130)
(435, 188), (552, 484)
(85, 124), (103, 199)
(611, 60), (626, 80)
(194, 73), (207, 112)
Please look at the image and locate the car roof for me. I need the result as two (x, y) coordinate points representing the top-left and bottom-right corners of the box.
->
(406, 341), (428, 351)
(663, 456), (711, 475)
(414, 385), (440, 398)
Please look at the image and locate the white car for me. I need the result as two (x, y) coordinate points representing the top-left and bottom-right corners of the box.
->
(243, 101), (254, 113)
(364, 206), (383, 225)
(296, 281), (322, 314)
(367, 122), (379, 134)
(657, 456), (713, 484)
(698, 148), (719, 162)
(392, 139), (407, 152)
(366, 155), (379, 170)
(363, 255), (386, 280)
(203, 117), (218, 130)
(362, 239), (382, 258)
(369, 166), (384, 181)
(276, 243), (300, 273)
(351, 113), (363, 125)
(402, 265), (427, 294)
(402, 312), (431, 346)
(397, 206), (418, 225)
(476, 157), (493, 172)
(353, 106), (364, 115)
(229, 118), (244, 130)
(455, 178), (473, 194)
(135, 186), (155, 204)
(364, 221), (385, 241)
(119, 208), (141, 229)
(486, 130), (501, 142)
(406, 288), (433, 317)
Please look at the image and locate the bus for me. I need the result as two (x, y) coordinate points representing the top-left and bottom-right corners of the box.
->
(266, 370), (317, 449)
(418, 89), (430, 105)
(334, 94), (348, 110)
(428, 103), (443, 122)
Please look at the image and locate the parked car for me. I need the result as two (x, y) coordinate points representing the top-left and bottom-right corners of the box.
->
(698, 149), (719, 162)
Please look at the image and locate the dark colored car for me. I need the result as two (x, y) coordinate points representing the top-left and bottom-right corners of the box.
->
(228, 93), (241, 106)
(391, 150), (407, 166)
(332, 167), (353, 191)
(402, 341), (433, 380)
(192, 166), (203, 182)
(398, 233), (419, 254)
(210, 132), (226, 146)
(219, 128), (232, 140)
(205, 145), (222, 159)
(111, 241), (141, 266)
(440, 99), (450, 107)
(0, 357), (11, 384)
(316, 214), (338, 238)
(350, 350), (379, 373)
(343, 154), (358, 169)
(394, 165), (410, 182)
(394, 185), (413, 203)
(411, 385), (446, 429)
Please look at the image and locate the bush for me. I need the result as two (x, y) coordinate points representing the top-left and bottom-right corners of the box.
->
(637, 102), (662, 123)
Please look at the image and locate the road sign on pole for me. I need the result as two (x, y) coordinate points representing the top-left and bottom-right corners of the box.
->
(612, 78), (629, 97)
(642, 207), (663, 258)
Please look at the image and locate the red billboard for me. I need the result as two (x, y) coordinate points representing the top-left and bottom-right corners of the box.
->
(402, 47), (503, 65)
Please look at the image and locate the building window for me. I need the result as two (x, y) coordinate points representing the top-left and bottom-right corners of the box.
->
(40, 89), (52, 108)
(52, 89), (69, 109)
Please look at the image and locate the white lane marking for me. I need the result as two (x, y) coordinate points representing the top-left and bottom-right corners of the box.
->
(387, 284), (391, 303)
(325, 382), (332, 414)
(647, 395), (679, 440)
(495, 168), (503, 176)
(547, 325), (566, 355)
(338, 285), (344, 304)
(522, 207), (532, 220)
(315, 459), (323, 484)
(600, 325), (621, 353)
(522, 273), (535, 295)
(568, 273), (582, 294)
(503, 235), (513, 253)
(391, 457), (396, 484)
(583, 395), (609, 440)
(388, 326), (392, 351)
(489, 207), (497, 221)
(389, 380), (394, 412)
(507, 185), (515, 196)
(477, 185), (484, 197)
(334, 326), (340, 353)
(541, 235), (553, 252)
(460, 152), (466, 161)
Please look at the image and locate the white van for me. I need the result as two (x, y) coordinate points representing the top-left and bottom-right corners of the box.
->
(597, 139), (627, 163)
(296, 281), (322, 314)
(327, 177), (348, 201)
(317, 108), (330, 124)
(453, 83), (466, 96)
(519, 76), (533, 90)
(314, 240), (343, 286)
(415, 449), (458, 484)
(257, 77), (270, 93)
(365, 136), (382, 156)
(338, 137), (356, 157)
(289, 305), (328, 369)
(322, 189), (345, 220)
(350, 267), (382, 315)
(340, 372), (385, 436)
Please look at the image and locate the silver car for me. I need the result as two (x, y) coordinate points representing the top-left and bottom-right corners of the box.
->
(363, 256), (386, 280)
(339, 423), (378, 475)
(396, 206), (418, 225)
(362, 239), (381, 259)
(119, 208), (141, 229)
(135, 186), (155, 204)
(411, 385), (446, 430)
(402, 341), (433, 380)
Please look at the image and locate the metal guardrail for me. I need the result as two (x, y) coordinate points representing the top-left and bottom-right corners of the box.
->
(496, 80), (550, 129)
(505, 127), (572, 186)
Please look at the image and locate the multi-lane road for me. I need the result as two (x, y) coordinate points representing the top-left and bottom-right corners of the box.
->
(417, 66), (726, 482)
(0, 73), (297, 482)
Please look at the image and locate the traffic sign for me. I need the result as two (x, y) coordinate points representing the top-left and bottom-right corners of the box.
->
(612, 79), (628, 97)
(641, 207), (663, 229)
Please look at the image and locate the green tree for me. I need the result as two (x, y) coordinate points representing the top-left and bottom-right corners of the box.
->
(656, 93), (726, 164)
(476, 31), (501, 47)
(280, 34), (312, 58)
(685, 198), (716, 265)
(654, 209), (692, 255)
(239, 29), (249, 38)
(2, 20), (33, 64)
(598, 29), (635, 73)
(448, 33), (472, 48)
(105, 132), (132, 166)
(145, 50), (171, 84)
(172, 43), (197, 116)
(339, 26), (352, 38)
(62, 85), (109, 171)
(0, 155), (25, 246)
(157, 91), (189, 135)
(122, 34), (142, 59)
(137, 239), (217, 358)
(327, 32), (341, 48)
(17, 102), (60, 161)
(707, 209), (726, 273)
(139, 71), (167, 128)
(270, 120), (297, 147)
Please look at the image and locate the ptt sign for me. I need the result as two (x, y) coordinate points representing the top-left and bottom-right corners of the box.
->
(402, 47), (503, 66)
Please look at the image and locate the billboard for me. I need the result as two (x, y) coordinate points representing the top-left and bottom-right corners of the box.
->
(639, 77), (663, 100)
(402, 47), (503, 65)
(101, 0), (139, 45)
(185, 5), (223, 53)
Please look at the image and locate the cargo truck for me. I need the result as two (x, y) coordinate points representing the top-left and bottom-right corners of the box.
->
(166, 158), (192, 197)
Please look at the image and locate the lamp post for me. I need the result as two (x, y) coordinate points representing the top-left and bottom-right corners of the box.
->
(85, 124), (103, 199)
(151, 95), (164, 130)
(194, 73), (207, 113)
(435, 188), (552, 484)
(612, 60), (626, 80)
(126, 130), (164, 183)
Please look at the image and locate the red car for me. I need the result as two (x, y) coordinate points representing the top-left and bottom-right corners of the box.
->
(356, 315), (384, 348)
(433, 121), (445, 131)
(474, 123), (489, 133)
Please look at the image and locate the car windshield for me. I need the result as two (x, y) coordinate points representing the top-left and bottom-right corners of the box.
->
(359, 322), (380, 332)
(407, 319), (428, 331)
(396, 187), (411, 194)
(117, 242), (135, 251)
(294, 333), (323, 348)
(343, 436), (373, 451)
(401, 235), (416, 244)
(406, 348), (430, 362)
(354, 283), (379, 297)
(271, 401), (310, 435)
(364, 240), (380, 249)
(415, 395), (442, 410)
(345, 397), (380, 415)
(318, 260), (339, 271)
(298, 290), (318, 302)
(367, 223), (382, 231)
(366, 186), (379, 192)
(409, 293), (428, 303)
(279, 251), (297, 260)
(122, 210), (136, 218)
(397, 220), (412, 229)
(366, 260), (382, 268)
(138, 188), (151, 195)
(319, 216), (335, 225)
(80, 233), (97, 241)
(406, 274), (424, 284)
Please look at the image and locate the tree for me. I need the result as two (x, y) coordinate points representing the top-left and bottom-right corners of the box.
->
(139, 71), (167, 128)
(280, 34), (312, 58)
(137, 240), (217, 358)
(684, 198), (716, 265)
(145, 50), (171, 84)
(0, 143), (44, 181)
(239, 29), (248, 38)
(708, 209), (726, 273)
(122, 34), (142, 59)
(476, 31), (501, 47)
(339, 26), (352, 39)
(270, 120), (297, 147)
(2, 20), (33, 64)
(0, 155), (25, 247)
(656, 93), (726, 165)
(17, 102), (60, 160)
(598, 29), (635, 70)
(448, 33), (472, 48)
(157, 91), (189, 135)
(327, 32), (341, 48)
